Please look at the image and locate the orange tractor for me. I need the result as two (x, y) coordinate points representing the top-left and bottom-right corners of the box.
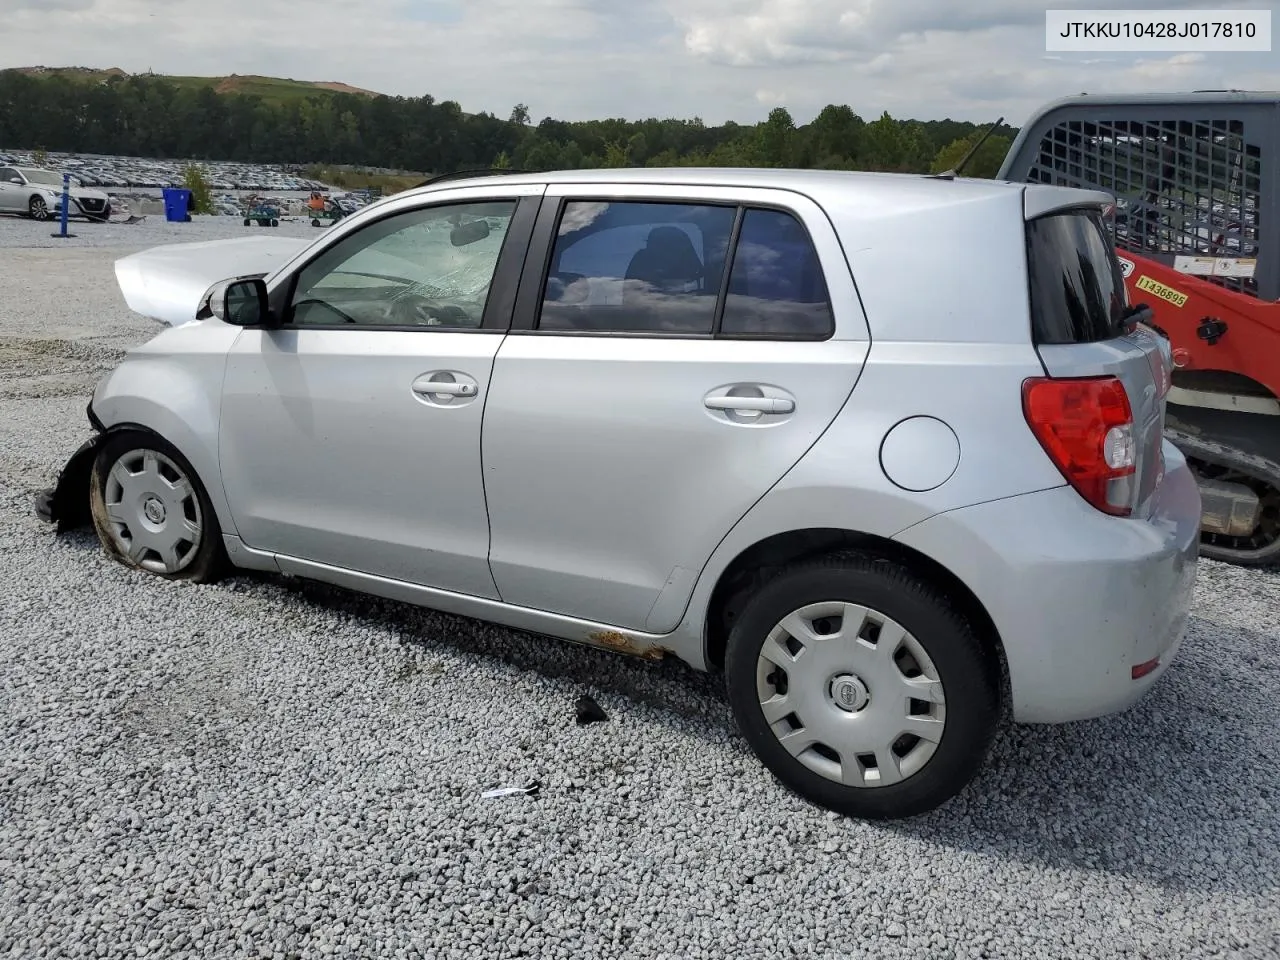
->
(999, 92), (1280, 566)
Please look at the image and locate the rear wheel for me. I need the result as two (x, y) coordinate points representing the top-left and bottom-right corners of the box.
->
(29, 196), (50, 221)
(724, 554), (999, 819)
(88, 431), (227, 583)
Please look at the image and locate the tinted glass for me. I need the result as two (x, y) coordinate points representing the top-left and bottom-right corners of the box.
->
(0, 168), (17, 181)
(721, 208), (834, 338)
(291, 200), (515, 328)
(18, 169), (60, 185)
(539, 200), (736, 334)
(1026, 210), (1128, 344)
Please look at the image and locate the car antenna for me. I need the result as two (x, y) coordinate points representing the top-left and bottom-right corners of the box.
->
(930, 117), (1005, 180)
(412, 168), (533, 189)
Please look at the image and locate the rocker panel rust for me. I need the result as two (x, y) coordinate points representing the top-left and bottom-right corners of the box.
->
(587, 630), (674, 661)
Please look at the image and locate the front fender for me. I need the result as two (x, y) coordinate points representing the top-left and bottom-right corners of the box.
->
(91, 330), (240, 537)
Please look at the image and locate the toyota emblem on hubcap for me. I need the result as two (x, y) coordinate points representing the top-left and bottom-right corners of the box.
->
(830, 674), (870, 713)
(143, 497), (166, 524)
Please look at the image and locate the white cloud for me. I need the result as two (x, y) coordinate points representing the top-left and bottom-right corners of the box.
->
(1128, 52), (1207, 80)
(0, 0), (1276, 127)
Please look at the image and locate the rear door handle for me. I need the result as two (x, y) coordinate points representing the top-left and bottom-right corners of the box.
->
(704, 396), (794, 414)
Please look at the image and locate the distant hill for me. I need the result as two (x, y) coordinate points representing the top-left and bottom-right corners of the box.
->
(11, 66), (384, 102)
(2, 66), (1017, 181)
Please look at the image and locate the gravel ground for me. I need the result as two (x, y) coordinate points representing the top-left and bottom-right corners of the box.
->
(2, 216), (1279, 960)
(0, 211), (319, 251)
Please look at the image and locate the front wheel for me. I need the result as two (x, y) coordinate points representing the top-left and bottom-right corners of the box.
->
(724, 554), (999, 819)
(88, 431), (227, 583)
(29, 196), (50, 221)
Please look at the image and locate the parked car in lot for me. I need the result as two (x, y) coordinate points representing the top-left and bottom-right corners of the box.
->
(0, 165), (112, 221)
(36, 168), (1201, 819)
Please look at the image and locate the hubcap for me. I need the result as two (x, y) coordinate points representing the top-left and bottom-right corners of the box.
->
(755, 601), (946, 788)
(102, 449), (202, 575)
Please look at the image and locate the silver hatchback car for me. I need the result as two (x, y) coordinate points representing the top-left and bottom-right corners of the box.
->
(38, 168), (1200, 819)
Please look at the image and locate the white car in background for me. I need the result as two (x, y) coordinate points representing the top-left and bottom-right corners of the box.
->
(0, 165), (113, 222)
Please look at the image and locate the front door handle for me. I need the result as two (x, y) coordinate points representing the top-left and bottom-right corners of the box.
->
(411, 371), (478, 405)
(413, 379), (475, 397)
(704, 396), (794, 414)
(414, 371), (481, 396)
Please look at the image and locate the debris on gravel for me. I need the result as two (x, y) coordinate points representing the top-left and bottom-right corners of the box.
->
(575, 693), (610, 726)
(1, 225), (1278, 960)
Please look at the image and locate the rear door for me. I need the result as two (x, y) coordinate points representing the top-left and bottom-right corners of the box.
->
(1025, 204), (1172, 519)
(481, 183), (870, 633)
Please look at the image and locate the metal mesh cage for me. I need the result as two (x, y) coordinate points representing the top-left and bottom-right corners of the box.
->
(1013, 106), (1269, 300)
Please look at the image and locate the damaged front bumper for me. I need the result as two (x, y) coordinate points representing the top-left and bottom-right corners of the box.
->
(34, 401), (106, 532)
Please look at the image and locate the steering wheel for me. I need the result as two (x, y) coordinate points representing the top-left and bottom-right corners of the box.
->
(390, 292), (472, 327)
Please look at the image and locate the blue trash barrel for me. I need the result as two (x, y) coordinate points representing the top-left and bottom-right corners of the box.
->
(162, 188), (192, 223)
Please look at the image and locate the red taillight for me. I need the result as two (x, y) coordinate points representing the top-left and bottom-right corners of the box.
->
(1022, 376), (1136, 517)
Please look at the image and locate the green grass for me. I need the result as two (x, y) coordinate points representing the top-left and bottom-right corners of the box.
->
(305, 165), (425, 194)
(9, 67), (383, 104)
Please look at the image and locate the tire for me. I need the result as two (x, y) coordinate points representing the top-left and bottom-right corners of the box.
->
(270, 218), (279, 227)
(243, 218), (251, 226)
(724, 553), (998, 820)
(311, 218), (321, 228)
(29, 196), (50, 221)
(88, 430), (228, 583)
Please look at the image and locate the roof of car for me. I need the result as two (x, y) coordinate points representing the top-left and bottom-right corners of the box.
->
(402, 167), (1111, 220)
(416, 166), (1025, 197)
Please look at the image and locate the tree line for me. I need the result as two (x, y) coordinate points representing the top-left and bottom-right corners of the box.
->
(0, 70), (1018, 179)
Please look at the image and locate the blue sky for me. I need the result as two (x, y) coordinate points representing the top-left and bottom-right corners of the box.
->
(2, 0), (1277, 126)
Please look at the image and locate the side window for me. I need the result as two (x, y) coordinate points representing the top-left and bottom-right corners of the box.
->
(290, 200), (516, 328)
(539, 200), (736, 334)
(0, 167), (17, 182)
(720, 208), (834, 338)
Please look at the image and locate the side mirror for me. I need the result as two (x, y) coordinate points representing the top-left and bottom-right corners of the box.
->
(208, 276), (270, 326)
(450, 218), (490, 247)
(7, 177), (22, 185)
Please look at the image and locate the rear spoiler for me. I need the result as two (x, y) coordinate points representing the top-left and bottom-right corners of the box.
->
(1023, 186), (1116, 221)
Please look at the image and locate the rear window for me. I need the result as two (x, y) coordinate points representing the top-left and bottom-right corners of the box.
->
(1026, 209), (1129, 344)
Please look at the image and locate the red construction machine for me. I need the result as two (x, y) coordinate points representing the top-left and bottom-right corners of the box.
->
(999, 92), (1280, 566)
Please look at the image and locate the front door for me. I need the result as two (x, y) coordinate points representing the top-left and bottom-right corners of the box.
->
(482, 185), (869, 632)
(219, 187), (540, 598)
(0, 168), (21, 213)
